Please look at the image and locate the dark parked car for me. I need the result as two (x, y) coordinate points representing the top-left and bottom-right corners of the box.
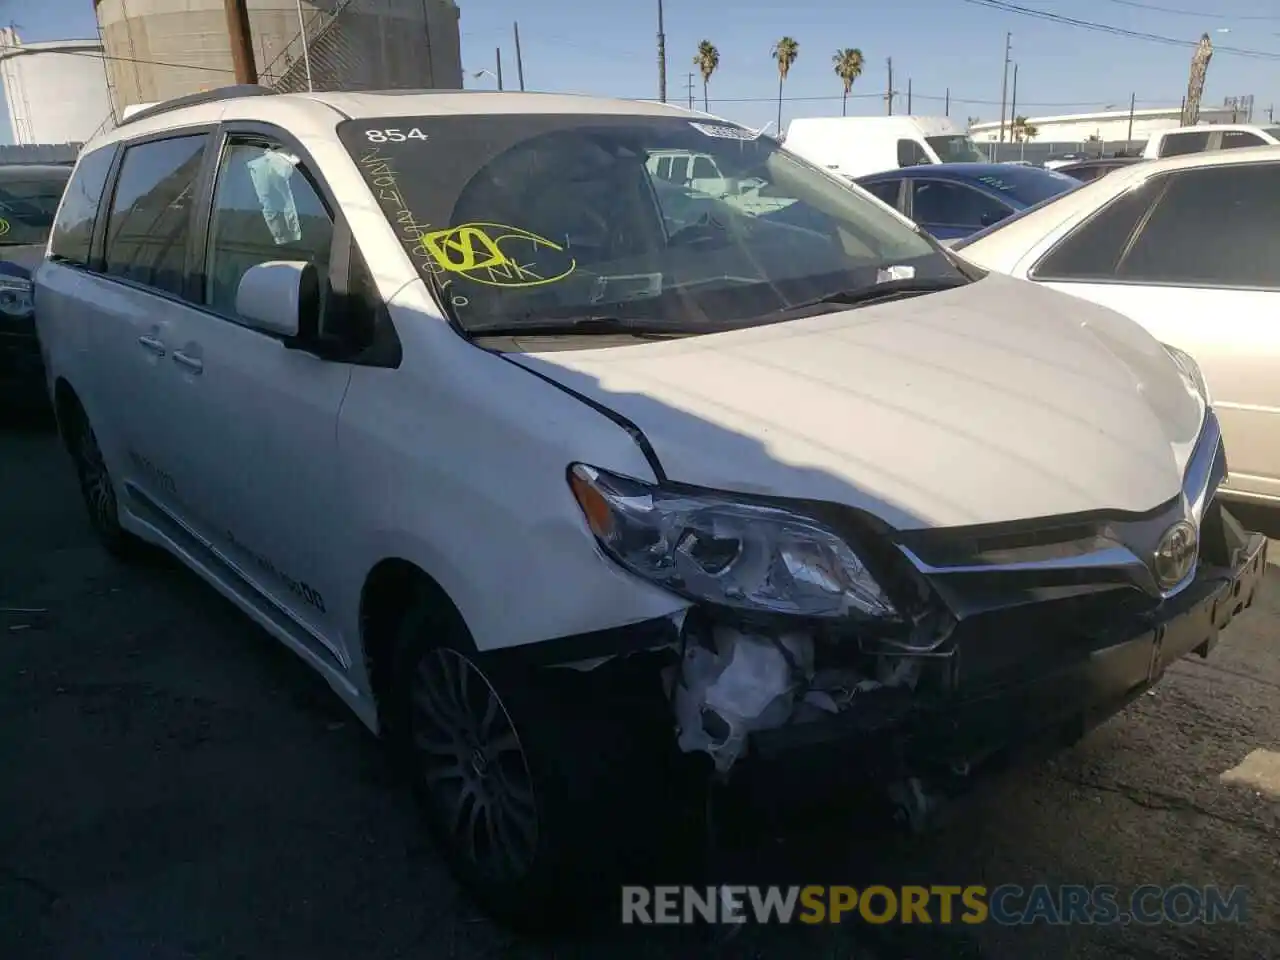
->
(0, 162), (71, 412)
(855, 162), (1079, 241)
(1053, 156), (1145, 183)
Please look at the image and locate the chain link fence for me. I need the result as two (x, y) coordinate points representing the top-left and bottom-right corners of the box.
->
(257, 0), (461, 95)
(982, 140), (1147, 165)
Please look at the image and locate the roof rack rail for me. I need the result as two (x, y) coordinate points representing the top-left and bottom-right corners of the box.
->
(119, 85), (277, 127)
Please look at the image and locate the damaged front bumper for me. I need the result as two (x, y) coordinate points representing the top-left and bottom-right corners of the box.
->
(664, 497), (1268, 788)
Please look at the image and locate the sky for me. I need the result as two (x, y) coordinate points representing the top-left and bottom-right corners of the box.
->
(3, 0), (1279, 143)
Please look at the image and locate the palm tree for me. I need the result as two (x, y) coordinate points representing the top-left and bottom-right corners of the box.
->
(1012, 115), (1038, 142)
(832, 48), (864, 117)
(693, 41), (720, 111)
(771, 37), (799, 134)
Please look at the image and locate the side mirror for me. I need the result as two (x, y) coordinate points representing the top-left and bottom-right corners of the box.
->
(234, 260), (318, 340)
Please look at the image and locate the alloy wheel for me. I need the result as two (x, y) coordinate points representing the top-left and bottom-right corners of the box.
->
(409, 648), (540, 883)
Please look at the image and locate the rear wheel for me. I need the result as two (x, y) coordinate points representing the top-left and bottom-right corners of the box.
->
(65, 405), (147, 561)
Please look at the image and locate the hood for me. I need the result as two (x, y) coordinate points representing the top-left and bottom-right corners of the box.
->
(510, 273), (1205, 532)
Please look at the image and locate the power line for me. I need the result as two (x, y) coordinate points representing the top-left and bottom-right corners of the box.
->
(959, 0), (1280, 60)
(1098, 0), (1280, 20)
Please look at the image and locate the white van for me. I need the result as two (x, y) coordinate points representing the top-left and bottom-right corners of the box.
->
(1142, 123), (1280, 159)
(35, 85), (1267, 931)
(783, 115), (986, 179)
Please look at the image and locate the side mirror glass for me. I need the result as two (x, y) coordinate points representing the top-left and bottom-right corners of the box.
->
(234, 260), (317, 339)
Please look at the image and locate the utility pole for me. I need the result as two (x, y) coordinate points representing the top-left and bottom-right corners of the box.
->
(293, 0), (313, 91)
(656, 0), (667, 102)
(513, 22), (525, 91)
(685, 72), (695, 110)
(225, 0), (258, 84)
(885, 57), (893, 116)
(997, 31), (1011, 143)
(1009, 62), (1018, 136)
(1126, 91), (1136, 144)
(907, 77), (912, 114)
(944, 86), (950, 117)
(1268, 104), (1275, 123)
(495, 48), (503, 90)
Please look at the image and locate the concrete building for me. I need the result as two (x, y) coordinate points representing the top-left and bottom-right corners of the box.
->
(94, 0), (463, 115)
(970, 105), (1239, 144)
(0, 29), (114, 145)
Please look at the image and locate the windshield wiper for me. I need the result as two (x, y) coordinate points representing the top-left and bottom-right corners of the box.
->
(466, 315), (697, 339)
(781, 275), (971, 314)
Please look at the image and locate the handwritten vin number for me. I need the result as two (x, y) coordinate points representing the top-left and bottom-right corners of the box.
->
(365, 128), (428, 142)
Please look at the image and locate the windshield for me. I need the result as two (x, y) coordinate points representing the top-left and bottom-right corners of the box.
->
(926, 135), (986, 163)
(339, 114), (966, 334)
(0, 169), (69, 246)
(970, 166), (1080, 207)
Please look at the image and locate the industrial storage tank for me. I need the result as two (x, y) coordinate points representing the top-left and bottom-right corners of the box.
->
(94, 0), (463, 115)
(0, 29), (115, 144)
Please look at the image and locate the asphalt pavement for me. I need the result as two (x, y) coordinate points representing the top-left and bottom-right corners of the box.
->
(2, 415), (1278, 960)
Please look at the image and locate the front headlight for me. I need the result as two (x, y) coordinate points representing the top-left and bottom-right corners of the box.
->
(568, 463), (896, 619)
(1163, 343), (1210, 405)
(0, 274), (33, 322)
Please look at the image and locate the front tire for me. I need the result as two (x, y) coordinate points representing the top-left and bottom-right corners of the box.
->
(389, 597), (676, 932)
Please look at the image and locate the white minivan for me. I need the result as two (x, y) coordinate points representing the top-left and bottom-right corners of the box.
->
(34, 86), (1268, 930)
(784, 115), (986, 179)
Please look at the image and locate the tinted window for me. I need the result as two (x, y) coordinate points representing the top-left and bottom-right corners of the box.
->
(911, 180), (1010, 227)
(861, 179), (901, 207)
(1220, 131), (1266, 150)
(924, 135), (985, 163)
(1115, 163), (1280, 288)
(0, 168), (71, 248)
(690, 156), (717, 179)
(48, 148), (115, 266)
(1062, 165), (1104, 183)
(897, 139), (929, 167)
(102, 136), (206, 297)
(205, 140), (334, 319)
(1031, 179), (1159, 280)
(1158, 131), (1210, 157)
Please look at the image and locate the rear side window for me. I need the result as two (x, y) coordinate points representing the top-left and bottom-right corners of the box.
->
(911, 180), (1009, 228)
(690, 156), (717, 179)
(1158, 131), (1210, 157)
(102, 135), (207, 298)
(48, 147), (115, 266)
(897, 139), (929, 167)
(1220, 130), (1266, 150)
(1031, 179), (1161, 281)
(861, 179), (901, 207)
(1114, 163), (1280, 289)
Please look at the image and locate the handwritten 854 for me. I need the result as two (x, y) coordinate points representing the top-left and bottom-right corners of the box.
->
(364, 128), (429, 143)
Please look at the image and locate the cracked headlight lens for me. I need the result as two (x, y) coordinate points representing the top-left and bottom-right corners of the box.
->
(569, 463), (896, 618)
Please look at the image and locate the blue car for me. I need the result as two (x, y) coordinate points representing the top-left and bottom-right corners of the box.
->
(856, 163), (1079, 241)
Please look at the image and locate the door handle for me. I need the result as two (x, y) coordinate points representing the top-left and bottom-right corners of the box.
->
(173, 351), (203, 374)
(138, 335), (166, 356)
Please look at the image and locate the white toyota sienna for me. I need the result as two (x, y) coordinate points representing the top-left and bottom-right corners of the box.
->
(34, 86), (1268, 929)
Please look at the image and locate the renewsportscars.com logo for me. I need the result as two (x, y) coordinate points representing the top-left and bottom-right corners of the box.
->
(621, 884), (1250, 926)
